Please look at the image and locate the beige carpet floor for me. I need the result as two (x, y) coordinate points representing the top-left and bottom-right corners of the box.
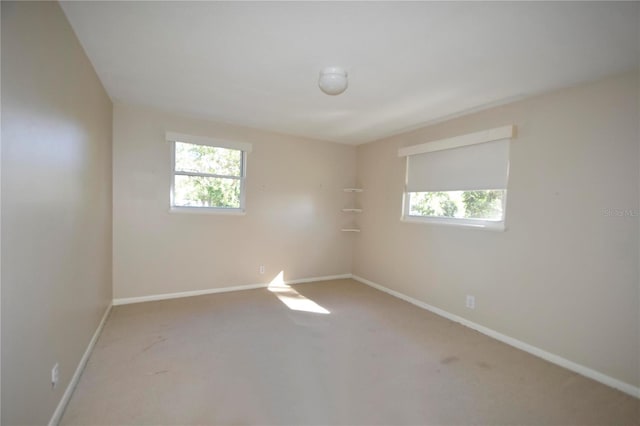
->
(61, 279), (639, 425)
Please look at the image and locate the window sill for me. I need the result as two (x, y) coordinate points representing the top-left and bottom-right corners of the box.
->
(401, 215), (505, 231)
(169, 206), (246, 216)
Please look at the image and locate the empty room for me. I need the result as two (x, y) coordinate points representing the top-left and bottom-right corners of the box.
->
(2, 1), (639, 425)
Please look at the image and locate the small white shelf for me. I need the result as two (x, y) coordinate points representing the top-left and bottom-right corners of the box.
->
(342, 187), (362, 233)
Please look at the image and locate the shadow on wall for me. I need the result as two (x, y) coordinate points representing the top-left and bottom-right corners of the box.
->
(267, 271), (330, 314)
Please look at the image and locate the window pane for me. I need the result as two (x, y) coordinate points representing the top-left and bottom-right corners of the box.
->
(175, 142), (241, 176)
(408, 190), (504, 220)
(174, 175), (241, 208)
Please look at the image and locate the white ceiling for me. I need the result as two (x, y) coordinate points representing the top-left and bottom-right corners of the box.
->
(61, 1), (639, 145)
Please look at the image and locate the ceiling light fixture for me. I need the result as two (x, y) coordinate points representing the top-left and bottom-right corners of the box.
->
(318, 67), (348, 96)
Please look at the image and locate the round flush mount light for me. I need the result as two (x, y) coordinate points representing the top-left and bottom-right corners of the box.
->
(318, 67), (348, 96)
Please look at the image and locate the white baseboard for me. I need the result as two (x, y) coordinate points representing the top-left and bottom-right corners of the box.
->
(112, 274), (352, 306)
(48, 302), (113, 426)
(351, 274), (640, 399)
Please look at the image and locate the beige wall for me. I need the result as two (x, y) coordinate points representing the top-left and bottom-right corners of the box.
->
(113, 103), (356, 299)
(354, 71), (640, 388)
(1, 2), (113, 425)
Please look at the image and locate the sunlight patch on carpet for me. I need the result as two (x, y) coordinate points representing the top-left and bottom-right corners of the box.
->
(267, 271), (330, 314)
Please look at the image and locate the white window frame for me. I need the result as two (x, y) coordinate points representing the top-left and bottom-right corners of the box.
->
(401, 190), (508, 231)
(167, 132), (252, 215)
(398, 125), (515, 231)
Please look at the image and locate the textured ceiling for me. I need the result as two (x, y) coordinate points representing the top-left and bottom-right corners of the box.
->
(61, 1), (640, 144)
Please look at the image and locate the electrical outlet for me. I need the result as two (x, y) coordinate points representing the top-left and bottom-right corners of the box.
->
(51, 363), (59, 388)
(259, 265), (265, 274)
(466, 295), (475, 309)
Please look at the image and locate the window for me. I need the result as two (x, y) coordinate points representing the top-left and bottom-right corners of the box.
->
(399, 126), (514, 230)
(167, 132), (252, 213)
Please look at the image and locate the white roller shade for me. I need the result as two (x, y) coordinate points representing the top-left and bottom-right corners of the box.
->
(407, 139), (510, 192)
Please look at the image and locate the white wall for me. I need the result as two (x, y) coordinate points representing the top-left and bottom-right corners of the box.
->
(113, 102), (356, 299)
(1, 2), (113, 424)
(354, 71), (640, 388)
